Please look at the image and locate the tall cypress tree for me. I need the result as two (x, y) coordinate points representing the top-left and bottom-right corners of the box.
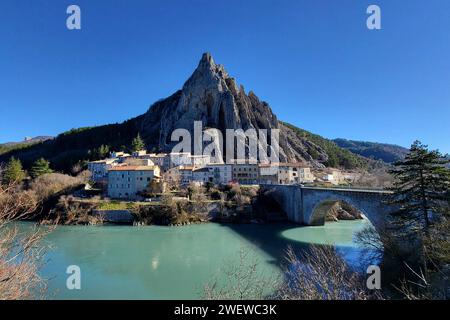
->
(30, 158), (53, 179)
(388, 141), (450, 235)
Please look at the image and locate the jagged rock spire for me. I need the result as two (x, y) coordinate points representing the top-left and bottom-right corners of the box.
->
(141, 53), (328, 166)
(199, 52), (215, 68)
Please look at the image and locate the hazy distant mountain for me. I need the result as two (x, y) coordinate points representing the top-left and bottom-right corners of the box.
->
(0, 54), (365, 171)
(1, 136), (53, 147)
(333, 138), (409, 163)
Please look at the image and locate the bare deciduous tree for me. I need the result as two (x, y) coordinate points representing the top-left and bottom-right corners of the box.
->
(276, 245), (378, 300)
(0, 181), (51, 299)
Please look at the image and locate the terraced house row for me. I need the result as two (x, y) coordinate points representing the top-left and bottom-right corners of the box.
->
(88, 150), (331, 200)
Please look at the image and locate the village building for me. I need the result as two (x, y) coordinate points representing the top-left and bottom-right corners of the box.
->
(122, 157), (154, 167)
(189, 154), (211, 166)
(132, 150), (147, 157)
(259, 163), (315, 185)
(165, 165), (195, 185)
(169, 152), (192, 168)
(232, 163), (259, 185)
(192, 167), (213, 184)
(140, 153), (171, 171)
(110, 151), (130, 159)
(206, 163), (233, 185)
(88, 158), (119, 184)
(107, 165), (161, 200)
(320, 168), (345, 185)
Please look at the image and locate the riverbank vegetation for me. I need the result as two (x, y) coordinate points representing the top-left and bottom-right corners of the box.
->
(356, 141), (450, 299)
(0, 179), (50, 299)
(203, 245), (379, 300)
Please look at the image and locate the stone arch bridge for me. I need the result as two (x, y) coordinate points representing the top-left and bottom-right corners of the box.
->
(264, 185), (394, 230)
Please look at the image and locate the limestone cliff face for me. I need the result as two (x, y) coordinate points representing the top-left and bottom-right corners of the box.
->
(138, 53), (328, 166)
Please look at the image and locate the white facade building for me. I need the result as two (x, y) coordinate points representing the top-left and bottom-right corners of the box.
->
(107, 166), (161, 200)
(322, 169), (344, 185)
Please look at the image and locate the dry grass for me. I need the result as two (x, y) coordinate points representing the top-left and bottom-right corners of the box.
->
(30, 173), (85, 201)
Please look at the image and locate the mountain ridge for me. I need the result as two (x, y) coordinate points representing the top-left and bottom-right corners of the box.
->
(0, 136), (53, 147)
(0, 53), (367, 172)
(333, 138), (409, 163)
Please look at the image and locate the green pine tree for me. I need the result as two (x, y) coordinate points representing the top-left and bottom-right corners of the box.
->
(2, 157), (26, 185)
(388, 141), (450, 235)
(131, 133), (145, 152)
(30, 158), (53, 179)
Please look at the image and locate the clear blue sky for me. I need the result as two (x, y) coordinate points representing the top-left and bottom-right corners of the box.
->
(1, 0), (449, 153)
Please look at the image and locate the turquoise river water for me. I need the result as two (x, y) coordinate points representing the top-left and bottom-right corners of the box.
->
(27, 219), (373, 299)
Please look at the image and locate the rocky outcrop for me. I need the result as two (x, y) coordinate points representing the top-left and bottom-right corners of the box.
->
(326, 201), (363, 222)
(138, 53), (329, 166)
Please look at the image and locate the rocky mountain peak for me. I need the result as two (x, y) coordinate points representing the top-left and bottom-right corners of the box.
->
(183, 52), (231, 92)
(199, 52), (215, 69)
(139, 53), (333, 166)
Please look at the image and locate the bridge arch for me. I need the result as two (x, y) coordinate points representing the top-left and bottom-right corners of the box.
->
(302, 187), (392, 231)
(260, 185), (394, 232)
(309, 199), (369, 226)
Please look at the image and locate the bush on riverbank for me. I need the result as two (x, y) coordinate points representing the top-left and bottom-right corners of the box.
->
(30, 173), (86, 201)
(44, 195), (103, 225)
(132, 194), (207, 226)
